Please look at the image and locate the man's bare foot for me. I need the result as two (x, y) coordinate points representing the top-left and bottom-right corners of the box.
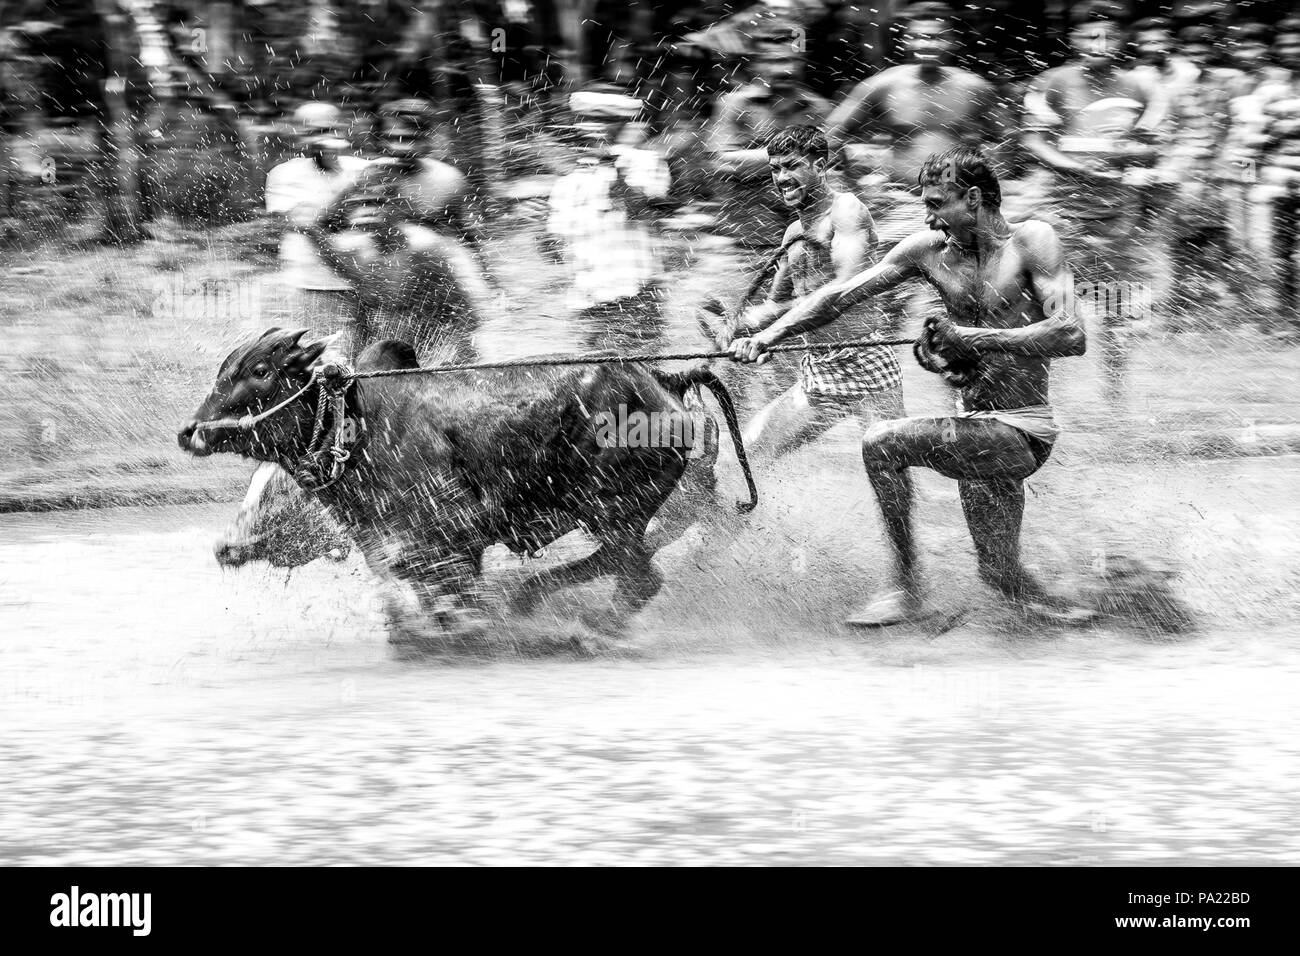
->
(1011, 594), (1098, 626)
(982, 568), (1098, 626)
(845, 589), (936, 628)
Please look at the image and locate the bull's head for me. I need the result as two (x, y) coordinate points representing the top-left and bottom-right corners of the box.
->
(178, 328), (336, 463)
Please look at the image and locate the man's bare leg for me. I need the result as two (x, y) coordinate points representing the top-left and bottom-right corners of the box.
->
(743, 383), (843, 460)
(959, 477), (1039, 601)
(852, 416), (1056, 626)
(853, 455), (923, 626)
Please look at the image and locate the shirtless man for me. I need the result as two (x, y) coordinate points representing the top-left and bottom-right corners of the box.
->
(826, 2), (1008, 249)
(718, 126), (904, 458)
(309, 98), (495, 362)
(730, 147), (1088, 626)
(1020, 1), (1164, 403)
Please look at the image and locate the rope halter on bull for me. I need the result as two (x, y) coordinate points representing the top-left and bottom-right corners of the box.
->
(193, 363), (359, 492)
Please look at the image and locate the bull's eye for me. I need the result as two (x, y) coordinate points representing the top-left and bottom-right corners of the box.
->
(251, 363), (272, 380)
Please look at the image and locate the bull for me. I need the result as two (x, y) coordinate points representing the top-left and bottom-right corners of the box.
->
(179, 328), (754, 639)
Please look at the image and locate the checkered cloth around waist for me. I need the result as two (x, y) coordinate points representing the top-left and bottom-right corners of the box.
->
(799, 345), (902, 398)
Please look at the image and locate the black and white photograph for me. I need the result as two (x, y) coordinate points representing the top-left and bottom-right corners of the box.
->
(0, 0), (1296, 888)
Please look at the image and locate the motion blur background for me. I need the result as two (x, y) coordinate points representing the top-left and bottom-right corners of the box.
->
(2, 0), (1299, 866)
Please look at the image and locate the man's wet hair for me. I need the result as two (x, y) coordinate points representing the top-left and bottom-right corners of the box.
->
(765, 126), (829, 164)
(1276, 17), (1300, 40)
(898, 2), (956, 26)
(379, 98), (436, 132)
(1232, 22), (1272, 45)
(1177, 25), (1217, 46)
(918, 147), (1001, 209)
(1069, 0), (1126, 26)
(1131, 17), (1171, 34)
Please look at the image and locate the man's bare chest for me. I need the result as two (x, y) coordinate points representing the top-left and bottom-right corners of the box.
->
(925, 247), (1030, 325)
(785, 223), (836, 295)
(880, 81), (982, 130)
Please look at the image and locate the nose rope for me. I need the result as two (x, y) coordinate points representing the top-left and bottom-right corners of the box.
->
(192, 372), (324, 434)
(191, 365), (359, 492)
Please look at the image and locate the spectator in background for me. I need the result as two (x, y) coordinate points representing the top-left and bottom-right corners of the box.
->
(1230, 20), (1287, 88)
(1020, 0), (1166, 403)
(826, 2), (1007, 341)
(545, 90), (672, 347)
(707, 13), (831, 250)
(1220, 22), (1275, 285)
(305, 97), (496, 361)
(1252, 18), (1300, 329)
(826, 3), (1009, 251)
(803, 0), (876, 98)
(1131, 15), (1178, 75)
(263, 102), (369, 353)
(1132, 20), (1250, 324)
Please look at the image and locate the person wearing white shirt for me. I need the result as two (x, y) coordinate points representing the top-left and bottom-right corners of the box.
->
(263, 102), (369, 352)
(545, 91), (671, 347)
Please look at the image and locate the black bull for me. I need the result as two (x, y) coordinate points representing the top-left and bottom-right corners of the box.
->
(179, 329), (755, 634)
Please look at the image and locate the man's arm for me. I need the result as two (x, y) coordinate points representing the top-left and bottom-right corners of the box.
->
(731, 223), (801, 335)
(1020, 72), (1121, 179)
(946, 221), (1086, 357)
(734, 197), (878, 336)
(707, 92), (774, 180)
(828, 193), (877, 279)
(297, 221), (370, 292)
(313, 166), (379, 232)
(730, 229), (929, 361)
(825, 77), (878, 150)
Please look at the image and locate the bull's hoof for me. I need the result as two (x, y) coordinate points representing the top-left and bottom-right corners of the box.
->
(1015, 599), (1099, 627)
(506, 582), (545, 615)
(435, 605), (492, 641)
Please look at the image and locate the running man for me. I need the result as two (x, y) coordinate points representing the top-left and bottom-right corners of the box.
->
(711, 126), (905, 458)
(729, 147), (1089, 626)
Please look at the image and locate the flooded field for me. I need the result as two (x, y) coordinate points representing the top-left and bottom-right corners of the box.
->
(2, 442), (1297, 865)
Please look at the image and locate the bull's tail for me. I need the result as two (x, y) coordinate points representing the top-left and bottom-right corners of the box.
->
(653, 365), (758, 514)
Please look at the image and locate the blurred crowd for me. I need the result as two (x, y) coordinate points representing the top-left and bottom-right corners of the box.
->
(6, 1), (1300, 331)
(499, 0), (1300, 331)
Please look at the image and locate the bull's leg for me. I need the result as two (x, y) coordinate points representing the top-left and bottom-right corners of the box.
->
(609, 541), (662, 613)
(409, 550), (491, 638)
(508, 545), (626, 614)
(567, 538), (664, 640)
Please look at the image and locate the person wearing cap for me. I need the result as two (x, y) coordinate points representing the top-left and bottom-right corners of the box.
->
(706, 12), (832, 251)
(545, 89), (672, 338)
(1020, 0), (1167, 405)
(263, 102), (370, 351)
